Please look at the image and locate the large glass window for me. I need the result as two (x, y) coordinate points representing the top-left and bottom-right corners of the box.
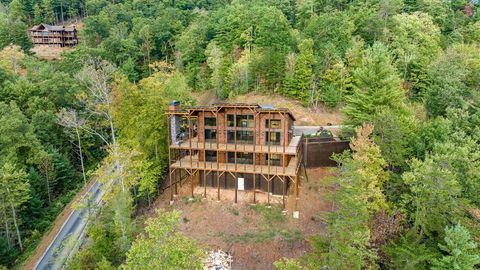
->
(205, 117), (216, 127)
(228, 152), (253, 164)
(227, 114), (235, 127)
(205, 151), (217, 162)
(227, 130), (254, 144)
(205, 129), (216, 142)
(265, 154), (281, 166)
(236, 130), (254, 144)
(265, 131), (281, 145)
(265, 119), (281, 129)
(236, 115), (254, 128)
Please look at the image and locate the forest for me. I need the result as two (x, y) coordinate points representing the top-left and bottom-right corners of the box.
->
(0, 0), (479, 269)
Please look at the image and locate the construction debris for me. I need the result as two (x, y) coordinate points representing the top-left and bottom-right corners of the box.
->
(203, 250), (233, 270)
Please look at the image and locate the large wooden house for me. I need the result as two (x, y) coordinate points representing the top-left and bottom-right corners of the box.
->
(166, 102), (303, 211)
(29, 23), (78, 47)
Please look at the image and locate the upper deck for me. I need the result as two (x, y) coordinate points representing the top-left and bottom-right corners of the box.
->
(170, 135), (303, 155)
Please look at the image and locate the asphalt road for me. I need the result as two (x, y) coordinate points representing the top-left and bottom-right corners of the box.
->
(33, 180), (104, 270)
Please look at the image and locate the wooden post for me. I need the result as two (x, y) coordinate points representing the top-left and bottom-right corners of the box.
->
(294, 175), (298, 212)
(174, 169), (178, 195)
(204, 170), (207, 198)
(282, 176), (286, 209)
(169, 169), (173, 202)
(217, 172), (220, 201)
(267, 176), (270, 204)
(253, 173), (256, 204)
(191, 170), (194, 198)
(235, 172), (238, 204)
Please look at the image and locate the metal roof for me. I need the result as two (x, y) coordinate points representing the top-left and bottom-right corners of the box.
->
(30, 23), (76, 32)
(169, 103), (296, 121)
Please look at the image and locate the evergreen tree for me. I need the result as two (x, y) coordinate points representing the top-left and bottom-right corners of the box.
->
(316, 124), (387, 269)
(432, 224), (480, 270)
(42, 0), (56, 25)
(402, 158), (462, 237)
(8, 0), (26, 22)
(33, 4), (42, 25)
(284, 38), (315, 102)
(343, 42), (406, 126)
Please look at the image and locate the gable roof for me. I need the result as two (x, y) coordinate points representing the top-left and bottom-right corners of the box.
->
(29, 23), (76, 32)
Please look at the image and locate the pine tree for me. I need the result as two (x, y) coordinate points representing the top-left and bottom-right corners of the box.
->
(293, 38), (315, 103)
(8, 0), (26, 22)
(319, 124), (387, 269)
(41, 0), (56, 25)
(432, 224), (480, 270)
(343, 42), (406, 126)
(33, 4), (42, 25)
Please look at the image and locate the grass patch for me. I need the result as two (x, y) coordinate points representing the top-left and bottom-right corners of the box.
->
(226, 229), (277, 244)
(249, 204), (286, 225)
(226, 206), (240, 216)
(181, 195), (203, 205)
(279, 229), (303, 244)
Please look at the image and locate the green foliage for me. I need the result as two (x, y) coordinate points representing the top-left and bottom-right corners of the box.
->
(431, 224), (480, 270)
(425, 44), (480, 117)
(283, 38), (315, 102)
(388, 12), (442, 97)
(402, 158), (462, 237)
(343, 42), (406, 126)
(274, 258), (303, 270)
(318, 124), (386, 269)
(121, 209), (204, 270)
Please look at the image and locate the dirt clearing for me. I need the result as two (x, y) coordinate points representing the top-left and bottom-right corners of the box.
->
(147, 168), (335, 270)
(192, 91), (344, 126)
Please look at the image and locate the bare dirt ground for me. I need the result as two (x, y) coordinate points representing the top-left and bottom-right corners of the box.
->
(30, 45), (75, 61)
(193, 91), (344, 126)
(146, 168), (335, 270)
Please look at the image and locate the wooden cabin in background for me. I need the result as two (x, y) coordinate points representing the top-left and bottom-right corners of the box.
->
(29, 23), (78, 47)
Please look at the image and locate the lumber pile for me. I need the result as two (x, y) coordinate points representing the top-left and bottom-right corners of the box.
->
(203, 250), (233, 270)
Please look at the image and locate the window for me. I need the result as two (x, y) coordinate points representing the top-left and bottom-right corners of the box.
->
(228, 152), (253, 164)
(265, 154), (281, 166)
(227, 114), (235, 127)
(205, 151), (217, 162)
(227, 130), (254, 144)
(236, 130), (254, 144)
(236, 115), (254, 128)
(265, 119), (281, 129)
(265, 131), (281, 145)
(205, 117), (216, 127)
(205, 129), (216, 142)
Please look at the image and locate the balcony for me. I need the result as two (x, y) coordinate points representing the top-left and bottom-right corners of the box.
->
(171, 154), (300, 177)
(170, 135), (302, 155)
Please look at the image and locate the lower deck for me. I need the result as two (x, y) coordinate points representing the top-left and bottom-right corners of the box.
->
(171, 154), (299, 177)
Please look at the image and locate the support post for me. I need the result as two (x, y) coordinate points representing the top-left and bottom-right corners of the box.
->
(253, 173), (256, 204)
(234, 172), (238, 204)
(282, 175), (286, 209)
(217, 172), (220, 201)
(204, 170), (207, 198)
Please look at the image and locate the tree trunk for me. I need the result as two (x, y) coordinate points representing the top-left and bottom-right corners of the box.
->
(7, 188), (23, 251)
(2, 203), (12, 248)
(45, 169), (51, 205)
(76, 127), (87, 186)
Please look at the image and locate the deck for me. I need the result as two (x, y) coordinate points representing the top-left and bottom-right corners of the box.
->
(170, 135), (302, 155)
(171, 154), (300, 177)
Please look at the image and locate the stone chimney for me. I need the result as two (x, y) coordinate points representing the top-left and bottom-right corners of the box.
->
(168, 100), (180, 111)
